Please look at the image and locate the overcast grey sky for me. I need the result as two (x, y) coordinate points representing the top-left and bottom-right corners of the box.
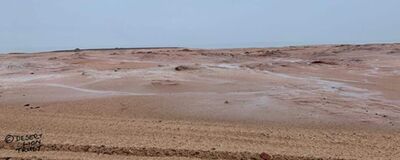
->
(1, 0), (400, 53)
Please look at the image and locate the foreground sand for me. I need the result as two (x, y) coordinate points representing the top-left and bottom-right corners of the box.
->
(1, 44), (400, 159)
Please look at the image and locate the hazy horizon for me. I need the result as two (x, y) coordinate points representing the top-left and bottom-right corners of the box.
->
(1, 0), (400, 53)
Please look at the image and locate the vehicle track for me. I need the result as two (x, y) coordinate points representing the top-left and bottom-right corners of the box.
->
(0, 142), (345, 160)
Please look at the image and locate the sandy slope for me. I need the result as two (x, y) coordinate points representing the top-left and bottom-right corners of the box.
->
(1, 44), (400, 159)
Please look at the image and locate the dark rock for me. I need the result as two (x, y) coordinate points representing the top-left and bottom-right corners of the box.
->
(175, 65), (190, 71)
(260, 152), (272, 160)
(174, 65), (198, 71)
(310, 60), (338, 65)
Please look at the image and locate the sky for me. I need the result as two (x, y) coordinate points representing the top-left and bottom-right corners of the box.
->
(1, 0), (400, 53)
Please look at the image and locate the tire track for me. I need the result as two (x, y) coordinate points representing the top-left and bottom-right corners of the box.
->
(0, 157), (58, 160)
(0, 142), (345, 160)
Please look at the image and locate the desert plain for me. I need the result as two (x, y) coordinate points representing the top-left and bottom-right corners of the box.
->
(0, 44), (400, 159)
